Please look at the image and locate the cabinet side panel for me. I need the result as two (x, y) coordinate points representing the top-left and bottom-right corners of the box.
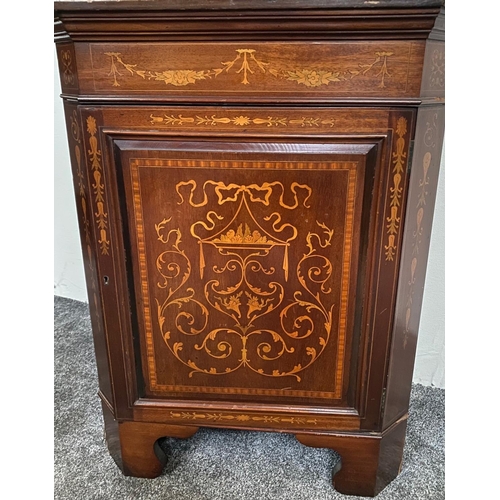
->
(62, 101), (112, 405)
(359, 109), (415, 430)
(383, 105), (444, 429)
(79, 109), (137, 418)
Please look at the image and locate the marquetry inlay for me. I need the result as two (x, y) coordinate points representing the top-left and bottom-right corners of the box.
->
(69, 110), (99, 314)
(385, 117), (408, 261)
(106, 48), (393, 88)
(149, 114), (336, 128)
(169, 411), (319, 425)
(61, 49), (74, 85)
(429, 48), (445, 89)
(403, 114), (437, 348)
(86, 116), (110, 256)
(130, 158), (359, 399)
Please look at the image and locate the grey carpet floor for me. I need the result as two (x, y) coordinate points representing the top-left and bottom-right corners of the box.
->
(54, 295), (444, 500)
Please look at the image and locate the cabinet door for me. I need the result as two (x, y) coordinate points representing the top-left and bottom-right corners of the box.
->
(112, 135), (382, 410)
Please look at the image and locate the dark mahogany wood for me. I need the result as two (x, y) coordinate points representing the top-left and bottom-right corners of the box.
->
(383, 105), (445, 429)
(55, 1), (444, 496)
(53, 1), (445, 48)
(54, 0), (445, 10)
(296, 416), (407, 496)
(102, 402), (198, 477)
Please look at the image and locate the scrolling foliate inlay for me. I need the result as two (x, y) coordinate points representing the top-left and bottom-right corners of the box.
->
(68, 109), (100, 320)
(385, 117), (408, 261)
(71, 112), (92, 251)
(149, 114), (335, 128)
(86, 116), (110, 255)
(106, 48), (393, 88)
(170, 411), (318, 425)
(403, 150), (432, 348)
(154, 181), (335, 382)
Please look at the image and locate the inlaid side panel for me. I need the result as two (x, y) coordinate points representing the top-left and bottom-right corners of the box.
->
(358, 110), (415, 430)
(114, 140), (381, 407)
(78, 109), (138, 417)
(62, 103), (110, 404)
(74, 41), (425, 98)
(382, 105), (445, 428)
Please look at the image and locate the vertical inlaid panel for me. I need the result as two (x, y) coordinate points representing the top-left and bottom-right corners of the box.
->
(79, 109), (137, 417)
(359, 109), (415, 430)
(62, 102), (111, 404)
(383, 105), (445, 428)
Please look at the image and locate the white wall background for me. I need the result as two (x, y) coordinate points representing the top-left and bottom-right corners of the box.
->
(54, 53), (445, 388)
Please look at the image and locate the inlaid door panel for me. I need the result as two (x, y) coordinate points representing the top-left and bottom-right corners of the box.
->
(112, 138), (383, 408)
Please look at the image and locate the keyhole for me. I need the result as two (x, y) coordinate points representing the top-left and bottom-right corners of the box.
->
(103, 275), (109, 285)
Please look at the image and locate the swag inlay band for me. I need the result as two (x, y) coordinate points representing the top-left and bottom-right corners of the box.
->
(105, 48), (393, 88)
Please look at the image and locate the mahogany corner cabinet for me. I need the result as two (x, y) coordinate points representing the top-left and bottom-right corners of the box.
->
(54, 1), (444, 496)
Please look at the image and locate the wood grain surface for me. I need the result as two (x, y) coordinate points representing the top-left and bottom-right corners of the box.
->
(55, 1), (444, 495)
